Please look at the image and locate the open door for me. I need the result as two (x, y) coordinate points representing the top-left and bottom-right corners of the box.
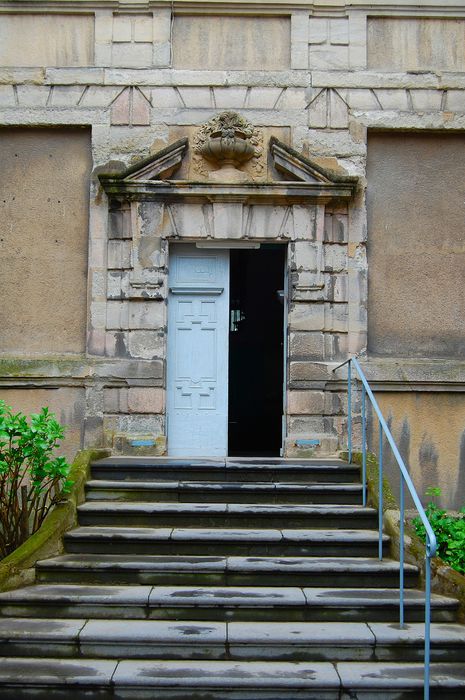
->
(166, 244), (230, 457)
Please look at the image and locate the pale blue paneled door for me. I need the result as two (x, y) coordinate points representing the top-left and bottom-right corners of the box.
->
(167, 244), (230, 457)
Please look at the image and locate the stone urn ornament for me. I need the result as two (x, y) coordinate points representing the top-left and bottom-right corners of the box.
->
(193, 112), (262, 182)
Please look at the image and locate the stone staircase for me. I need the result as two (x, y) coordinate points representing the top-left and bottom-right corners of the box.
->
(0, 456), (464, 698)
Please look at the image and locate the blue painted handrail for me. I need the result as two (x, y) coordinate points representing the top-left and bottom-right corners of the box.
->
(333, 356), (437, 700)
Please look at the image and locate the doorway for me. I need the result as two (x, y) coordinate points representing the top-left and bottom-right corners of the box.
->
(228, 246), (285, 456)
(166, 243), (286, 458)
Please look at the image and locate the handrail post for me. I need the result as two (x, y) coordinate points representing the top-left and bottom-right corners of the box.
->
(361, 385), (367, 507)
(347, 361), (352, 463)
(399, 474), (405, 628)
(378, 420), (383, 561)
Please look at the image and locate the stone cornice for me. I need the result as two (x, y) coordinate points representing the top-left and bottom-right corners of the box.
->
(2, 0), (465, 15)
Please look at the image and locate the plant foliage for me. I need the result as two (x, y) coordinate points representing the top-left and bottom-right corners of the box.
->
(413, 487), (465, 575)
(0, 400), (72, 558)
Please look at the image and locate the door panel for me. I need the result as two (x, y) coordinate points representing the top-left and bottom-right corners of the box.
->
(167, 244), (229, 457)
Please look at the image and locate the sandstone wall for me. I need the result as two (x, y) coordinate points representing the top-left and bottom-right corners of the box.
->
(0, 2), (464, 506)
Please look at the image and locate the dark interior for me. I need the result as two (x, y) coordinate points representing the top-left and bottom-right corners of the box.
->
(228, 245), (285, 456)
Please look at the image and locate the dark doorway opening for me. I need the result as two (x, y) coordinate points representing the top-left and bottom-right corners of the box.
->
(228, 245), (285, 457)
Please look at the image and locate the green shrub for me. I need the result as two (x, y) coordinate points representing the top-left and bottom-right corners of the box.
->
(0, 400), (72, 558)
(413, 487), (465, 575)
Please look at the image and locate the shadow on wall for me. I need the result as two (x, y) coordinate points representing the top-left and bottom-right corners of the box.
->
(367, 393), (465, 511)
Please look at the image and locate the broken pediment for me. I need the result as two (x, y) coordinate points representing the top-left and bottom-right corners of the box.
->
(99, 126), (357, 203)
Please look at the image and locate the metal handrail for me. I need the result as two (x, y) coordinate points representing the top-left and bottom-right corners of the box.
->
(333, 356), (437, 700)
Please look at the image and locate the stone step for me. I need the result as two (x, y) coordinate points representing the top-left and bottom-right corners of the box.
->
(0, 584), (457, 622)
(0, 658), (464, 699)
(85, 480), (363, 504)
(91, 457), (360, 484)
(77, 501), (377, 529)
(1, 619), (464, 663)
(36, 553), (419, 588)
(64, 526), (390, 557)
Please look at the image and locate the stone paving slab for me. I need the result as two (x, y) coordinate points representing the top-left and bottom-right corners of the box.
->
(368, 621), (465, 645)
(0, 617), (86, 640)
(170, 528), (284, 541)
(303, 587), (457, 607)
(336, 661), (465, 689)
(228, 621), (374, 645)
(148, 586), (306, 607)
(81, 619), (226, 644)
(0, 584), (152, 605)
(112, 659), (341, 689)
(0, 657), (117, 685)
(226, 556), (416, 573)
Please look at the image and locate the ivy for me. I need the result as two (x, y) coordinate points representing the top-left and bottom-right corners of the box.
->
(0, 400), (71, 558)
(413, 487), (465, 575)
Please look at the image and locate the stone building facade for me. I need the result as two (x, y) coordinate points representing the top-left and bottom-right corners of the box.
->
(0, 1), (464, 507)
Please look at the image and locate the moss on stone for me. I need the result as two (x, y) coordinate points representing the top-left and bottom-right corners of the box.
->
(0, 448), (110, 592)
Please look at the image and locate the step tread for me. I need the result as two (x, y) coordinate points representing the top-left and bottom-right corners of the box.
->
(0, 585), (456, 609)
(3, 618), (464, 646)
(2, 658), (463, 690)
(86, 480), (362, 491)
(37, 553), (418, 574)
(65, 526), (389, 542)
(78, 502), (374, 515)
(92, 458), (351, 468)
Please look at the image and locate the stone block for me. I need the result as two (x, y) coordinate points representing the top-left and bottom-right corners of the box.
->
(247, 87), (282, 109)
(330, 18), (349, 46)
(288, 390), (325, 415)
(45, 68), (105, 85)
(445, 90), (465, 111)
(108, 240), (132, 269)
(134, 16), (153, 42)
(292, 205), (317, 241)
(112, 43), (153, 69)
(308, 18), (328, 45)
(173, 16), (291, 70)
(111, 88), (131, 125)
(324, 332), (349, 361)
(374, 89), (410, 111)
(343, 89), (380, 111)
(213, 202), (244, 240)
(288, 415), (326, 434)
(109, 206), (132, 240)
(132, 88), (151, 126)
(325, 304), (348, 332)
(310, 45), (349, 70)
(128, 388), (164, 414)
(0, 85), (15, 107)
(306, 129), (365, 158)
(289, 361), (330, 382)
(178, 88), (213, 108)
(16, 86), (50, 107)
(324, 245), (347, 272)
(50, 86), (85, 107)
(288, 303), (325, 332)
(324, 214), (348, 243)
(128, 330), (165, 360)
(410, 90), (443, 111)
(311, 71), (439, 90)
(324, 392), (345, 416)
(213, 88), (248, 109)
(326, 273), (348, 303)
(128, 301), (165, 330)
(104, 388), (128, 414)
(0, 68), (45, 85)
(0, 14), (94, 68)
(330, 90), (349, 129)
(153, 10), (172, 43)
(107, 301), (129, 330)
(278, 88), (307, 110)
(151, 87), (182, 108)
(349, 13), (367, 70)
(292, 241), (320, 270)
(152, 43), (171, 67)
(289, 332), (325, 360)
(291, 12), (309, 69)
(308, 89), (327, 128)
(80, 86), (122, 108)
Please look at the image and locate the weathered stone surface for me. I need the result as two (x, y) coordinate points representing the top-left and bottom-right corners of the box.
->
(368, 17), (465, 72)
(173, 16), (291, 71)
(0, 14), (94, 68)
(290, 332), (325, 361)
(288, 391), (325, 415)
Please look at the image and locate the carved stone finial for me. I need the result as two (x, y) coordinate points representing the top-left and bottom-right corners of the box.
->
(193, 112), (263, 182)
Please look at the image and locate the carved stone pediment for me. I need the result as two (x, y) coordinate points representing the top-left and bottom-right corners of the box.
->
(100, 130), (357, 204)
